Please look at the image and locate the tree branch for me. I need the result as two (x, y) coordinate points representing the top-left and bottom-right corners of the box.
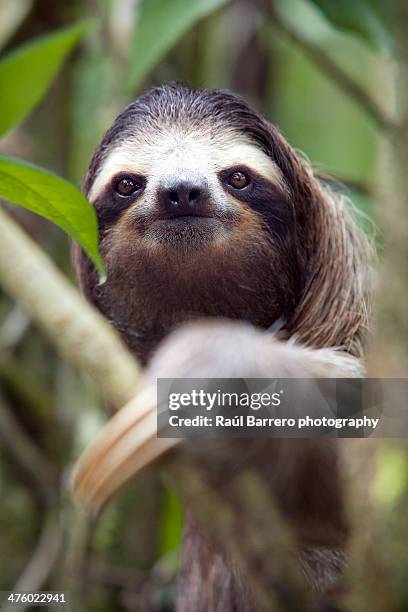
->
(0, 208), (144, 611)
(0, 207), (141, 409)
(0, 389), (57, 504)
(61, 506), (97, 612)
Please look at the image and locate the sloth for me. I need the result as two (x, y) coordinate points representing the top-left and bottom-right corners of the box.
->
(73, 84), (371, 611)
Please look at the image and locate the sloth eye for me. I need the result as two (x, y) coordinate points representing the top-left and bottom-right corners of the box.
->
(227, 171), (250, 190)
(114, 175), (142, 197)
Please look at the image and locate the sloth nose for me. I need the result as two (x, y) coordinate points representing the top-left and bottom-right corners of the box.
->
(159, 175), (210, 216)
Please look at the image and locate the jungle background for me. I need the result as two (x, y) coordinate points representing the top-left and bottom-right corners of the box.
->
(0, 0), (406, 611)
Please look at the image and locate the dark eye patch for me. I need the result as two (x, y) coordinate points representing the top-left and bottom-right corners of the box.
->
(218, 165), (295, 241)
(92, 173), (146, 233)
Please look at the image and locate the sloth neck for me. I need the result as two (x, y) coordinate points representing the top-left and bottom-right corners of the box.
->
(98, 271), (291, 365)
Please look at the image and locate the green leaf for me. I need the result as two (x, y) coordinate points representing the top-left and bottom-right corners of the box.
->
(308, 0), (393, 55)
(0, 156), (105, 279)
(126, 0), (230, 93)
(0, 20), (92, 137)
(159, 488), (183, 555)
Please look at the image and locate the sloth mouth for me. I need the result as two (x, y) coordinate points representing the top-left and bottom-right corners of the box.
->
(160, 209), (213, 220)
(159, 214), (213, 223)
(152, 215), (221, 230)
(131, 204), (237, 247)
(145, 216), (227, 246)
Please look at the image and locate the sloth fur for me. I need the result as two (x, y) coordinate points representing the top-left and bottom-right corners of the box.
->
(74, 84), (371, 610)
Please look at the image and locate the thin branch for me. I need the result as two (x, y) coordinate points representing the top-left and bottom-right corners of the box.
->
(0, 207), (141, 410)
(0, 389), (57, 505)
(270, 8), (395, 134)
(61, 505), (97, 612)
(1, 512), (62, 612)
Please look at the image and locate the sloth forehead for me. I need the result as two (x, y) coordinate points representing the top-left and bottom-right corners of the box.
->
(88, 124), (283, 201)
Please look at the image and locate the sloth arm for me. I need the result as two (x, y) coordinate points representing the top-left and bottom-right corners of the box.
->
(73, 319), (364, 512)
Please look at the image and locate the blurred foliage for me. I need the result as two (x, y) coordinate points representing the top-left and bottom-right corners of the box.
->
(309, 0), (394, 55)
(273, 0), (377, 181)
(0, 0), (400, 610)
(0, 21), (91, 137)
(126, 0), (230, 92)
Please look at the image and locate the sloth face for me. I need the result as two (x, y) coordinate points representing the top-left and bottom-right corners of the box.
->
(88, 117), (289, 251)
(79, 85), (301, 360)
